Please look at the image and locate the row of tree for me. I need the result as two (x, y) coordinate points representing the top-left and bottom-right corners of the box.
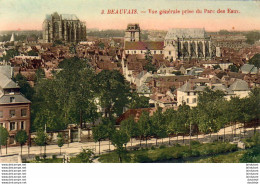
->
(92, 88), (259, 161)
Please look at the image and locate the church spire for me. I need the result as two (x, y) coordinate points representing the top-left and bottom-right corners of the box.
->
(10, 33), (15, 42)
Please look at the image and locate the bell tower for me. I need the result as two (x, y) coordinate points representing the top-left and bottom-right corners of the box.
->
(124, 24), (141, 43)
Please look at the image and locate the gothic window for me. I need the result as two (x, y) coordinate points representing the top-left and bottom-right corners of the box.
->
(53, 22), (59, 40)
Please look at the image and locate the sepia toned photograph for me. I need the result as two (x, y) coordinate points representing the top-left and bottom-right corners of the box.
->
(0, 0), (259, 169)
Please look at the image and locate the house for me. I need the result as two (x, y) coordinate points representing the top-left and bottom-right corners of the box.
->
(0, 73), (31, 146)
(177, 81), (207, 107)
(124, 41), (164, 55)
(229, 79), (250, 98)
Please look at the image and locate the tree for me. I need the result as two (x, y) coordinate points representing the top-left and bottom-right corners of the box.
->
(15, 130), (28, 156)
(35, 130), (47, 156)
(2, 49), (19, 61)
(129, 92), (149, 109)
(13, 73), (34, 101)
(197, 88), (225, 139)
(164, 108), (176, 144)
(0, 126), (9, 155)
(144, 49), (157, 73)
(94, 70), (131, 119)
(245, 31), (260, 45)
(92, 124), (107, 155)
(248, 53), (260, 68)
(75, 148), (95, 163)
(137, 111), (153, 147)
(121, 116), (139, 147)
(27, 50), (38, 56)
(102, 118), (116, 152)
(98, 42), (105, 49)
(175, 104), (190, 143)
(213, 64), (221, 70)
(34, 68), (45, 83)
(57, 133), (64, 155)
(151, 108), (167, 145)
(228, 65), (239, 72)
(32, 57), (98, 131)
(110, 129), (130, 163)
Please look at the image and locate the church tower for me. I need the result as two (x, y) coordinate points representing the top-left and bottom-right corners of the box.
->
(124, 24), (140, 43)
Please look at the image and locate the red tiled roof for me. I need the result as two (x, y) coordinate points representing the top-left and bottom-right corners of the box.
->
(125, 41), (164, 50)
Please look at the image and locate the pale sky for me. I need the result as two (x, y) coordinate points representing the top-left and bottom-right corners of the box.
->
(0, 0), (260, 31)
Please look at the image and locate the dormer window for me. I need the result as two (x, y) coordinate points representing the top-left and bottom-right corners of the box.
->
(10, 97), (15, 103)
(10, 89), (15, 95)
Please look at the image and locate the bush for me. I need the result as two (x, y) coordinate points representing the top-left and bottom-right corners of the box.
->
(175, 143), (181, 147)
(42, 154), (47, 160)
(190, 141), (200, 146)
(35, 156), (40, 161)
(159, 145), (166, 149)
(134, 153), (152, 163)
(52, 155), (57, 159)
(191, 150), (200, 157)
(151, 146), (156, 150)
(75, 149), (95, 163)
(240, 145), (260, 163)
(172, 151), (183, 159)
(157, 151), (172, 161)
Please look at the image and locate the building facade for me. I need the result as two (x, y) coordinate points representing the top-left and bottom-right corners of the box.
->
(0, 73), (31, 146)
(43, 12), (86, 43)
(164, 28), (215, 61)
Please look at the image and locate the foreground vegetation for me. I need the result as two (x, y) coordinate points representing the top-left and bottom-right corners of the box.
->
(99, 134), (260, 163)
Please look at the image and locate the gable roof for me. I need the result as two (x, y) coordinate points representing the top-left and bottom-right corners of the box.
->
(0, 94), (31, 104)
(125, 41), (164, 50)
(240, 64), (258, 74)
(0, 73), (19, 89)
(229, 79), (249, 91)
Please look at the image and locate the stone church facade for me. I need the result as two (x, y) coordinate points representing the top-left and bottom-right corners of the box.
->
(43, 12), (86, 43)
(164, 28), (215, 61)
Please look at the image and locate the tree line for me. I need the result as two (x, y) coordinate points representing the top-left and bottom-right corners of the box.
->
(92, 87), (259, 162)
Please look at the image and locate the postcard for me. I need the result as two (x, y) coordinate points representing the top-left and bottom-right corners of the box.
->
(0, 0), (259, 183)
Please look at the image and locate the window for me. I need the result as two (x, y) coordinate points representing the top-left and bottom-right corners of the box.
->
(0, 111), (3, 118)
(10, 89), (14, 95)
(21, 109), (27, 117)
(154, 51), (156, 54)
(21, 121), (25, 130)
(194, 92), (196, 95)
(160, 51), (163, 54)
(187, 98), (189, 103)
(192, 98), (197, 104)
(134, 51), (136, 54)
(127, 51), (129, 54)
(10, 97), (15, 103)
(10, 110), (15, 118)
(187, 92), (190, 96)
(0, 123), (4, 127)
(169, 51), (171, 55)
(10, 122), (15, 130)
(141, 51), (143, 53)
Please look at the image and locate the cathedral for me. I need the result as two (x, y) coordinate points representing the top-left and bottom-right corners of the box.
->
(164, 28), (215, 61)
(42, 12), (87, 43)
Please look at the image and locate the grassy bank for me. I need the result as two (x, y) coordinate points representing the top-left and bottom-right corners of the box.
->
(99, 141), (239, 163)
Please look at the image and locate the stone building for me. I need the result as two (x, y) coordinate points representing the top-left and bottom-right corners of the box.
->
(164, 28), (215, 61)
(43, 12), (86, 43)
(124, 24), (141, 43)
